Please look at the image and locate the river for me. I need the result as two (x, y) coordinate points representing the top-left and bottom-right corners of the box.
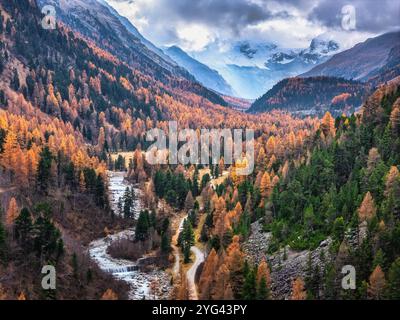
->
(89, 171), (171, 300)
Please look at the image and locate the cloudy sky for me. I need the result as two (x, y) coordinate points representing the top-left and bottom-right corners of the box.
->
(105, 0), (400, 51)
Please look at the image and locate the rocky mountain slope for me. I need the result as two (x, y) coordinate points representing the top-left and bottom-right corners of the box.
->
(302, 32), (400, 82)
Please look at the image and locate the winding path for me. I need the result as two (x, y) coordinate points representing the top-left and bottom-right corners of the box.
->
(187, 246), (205, 300)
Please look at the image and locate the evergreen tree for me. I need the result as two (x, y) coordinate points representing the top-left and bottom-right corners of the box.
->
(37, 146), (53, 193)
(135, 210), (150, 241)
(242, 267), (257, 300)
(95, 174), (106, 208)
(387, 258), (400, 299)
(123, 187), (133, 219)
(179, 219), (195, 263)
(14, 207), (33, 250)
(192, 167), (200, 197)
(257, 276), (269, 300)
(0, 218), (6, 263)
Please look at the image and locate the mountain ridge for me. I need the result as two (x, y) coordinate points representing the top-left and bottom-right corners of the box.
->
(302, 31), (400, 81)
(165, 45), (234, 96)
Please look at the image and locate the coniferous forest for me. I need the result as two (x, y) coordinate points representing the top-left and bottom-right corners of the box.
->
(0, 0), (399, 304)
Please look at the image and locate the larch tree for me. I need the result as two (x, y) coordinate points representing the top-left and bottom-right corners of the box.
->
(367, 148), (381, 173)
(266, 136), (276, 155)
(199, 249), (219, 299)
(225, 235), (244, 274)
(385, 166), (400, 196)
(260, 172), (272, 198)
(358, 192), (377, 223)
(390, 101), (400, 135)
(368, 265), (386, 299)
(17, 292), (26, 300)
(0, 131), (18, 176)
(321, 111), (336, 138)
(291, 278), (307, 300)
(212, 263), (231, 300)
(101, 288), (118, 300)
(97, 127), (106, 151)
(6, 197), (19, 226)
(256, 259), (271, 291)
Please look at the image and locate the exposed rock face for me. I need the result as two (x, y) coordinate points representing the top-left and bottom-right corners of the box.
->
(242, 221), (272, 265)
(268, 239), (332, 299)
(243, 221), (333, 299)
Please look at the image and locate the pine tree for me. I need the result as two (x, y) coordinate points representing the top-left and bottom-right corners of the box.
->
(387, 258), (400, 299)
(0, 218), (6, 263)
(179, 219), (195, 264)
(14, 207), (32, 249)
(161, 231), (171, 254)
(192, 167), (199, 197)
(242, 266), (257, 300)
(257, 276), (269, 300)
(135, 210), (150, 241)
(37, 146), (53, 193)
(123, 187), (133, 219)
(95, 174), (106, 208)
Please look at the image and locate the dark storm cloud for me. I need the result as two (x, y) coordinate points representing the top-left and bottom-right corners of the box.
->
(309, 0), (400, 32)
(112, 0), (291, 33)
(169, 0), (274, 28)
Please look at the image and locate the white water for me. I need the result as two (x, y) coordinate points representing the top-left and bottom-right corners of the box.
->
(107, 171), (141, 219)
(89, 171), (170, 300)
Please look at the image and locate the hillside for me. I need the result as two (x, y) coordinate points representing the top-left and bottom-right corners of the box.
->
(248, 77), (371, 116)
(302, 32), (400, 82)
(35, 0), (227, 107)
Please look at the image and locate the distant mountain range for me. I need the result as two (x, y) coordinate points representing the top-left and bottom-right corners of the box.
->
(190, 37), (340, 99)
(164, 46), (234, 96)
(248, 31), (400, 115)
(302, 32), (400, 82)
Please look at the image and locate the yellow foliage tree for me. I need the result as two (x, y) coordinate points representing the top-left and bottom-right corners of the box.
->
(6, 197), (19, 226)
(291, 278), (306, 300)
(358, 192), (377, 223)
(101, 288), (118, 300)
(368, 265), (386, 299)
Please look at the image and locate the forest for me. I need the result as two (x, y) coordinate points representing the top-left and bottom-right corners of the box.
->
(0, 0), (399, 301)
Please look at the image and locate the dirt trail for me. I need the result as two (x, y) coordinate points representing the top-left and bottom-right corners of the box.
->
(187, 246), (205, 300)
